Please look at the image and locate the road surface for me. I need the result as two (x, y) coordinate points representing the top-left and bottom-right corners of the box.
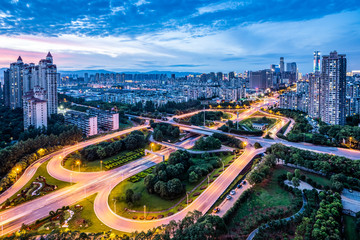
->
(1, 97), (359, 236)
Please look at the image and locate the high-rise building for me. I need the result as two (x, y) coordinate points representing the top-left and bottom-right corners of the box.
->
(249, 70), (272, 90)
(320, 51), (347, 125)
(38, 52), (58, 116)
(9, 56), (24, 109)
(217, 72), (223, 81)
(286, 62), (297, 73)
(5, 53), (58, 129)
(313, 51), (321, 72)
(308, 72), (321, 118)
(280, 57), (285, 73)
(228, 71), (235, 80)
(23, 86), (48, 130)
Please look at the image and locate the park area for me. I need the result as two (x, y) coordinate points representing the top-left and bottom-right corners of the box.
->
(0, 160), (69, 210)
(227, 165), (309, 239)
(239, 116), (277, 131)
(108, 152), (238, 220)
(63, 130), (150, 172)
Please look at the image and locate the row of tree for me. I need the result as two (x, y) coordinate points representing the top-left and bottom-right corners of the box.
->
(193, 136), (221, 150)
(0, 103), (23, 148)
(80, 131), (146, 161)
(6, 211), (227, 240)
(266, 144), (360, 191)
(247, 154), (277, 184)
(0, 126), (83, 193)
(311, 191), (343, 239)
(151, 122), (180, 142)
(190, 111), (224, 126)
(211, 132), (243, 148)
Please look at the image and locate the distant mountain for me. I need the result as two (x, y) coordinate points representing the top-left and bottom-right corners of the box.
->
(58, 69), (201, 77)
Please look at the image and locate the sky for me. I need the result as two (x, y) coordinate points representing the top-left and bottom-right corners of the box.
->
(0, 0), (360, 73)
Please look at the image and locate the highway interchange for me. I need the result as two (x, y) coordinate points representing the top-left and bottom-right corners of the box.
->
(1, 97), (360, 236)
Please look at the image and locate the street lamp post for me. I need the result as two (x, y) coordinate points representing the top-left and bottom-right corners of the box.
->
(221, 160), (224, 172)
(15, 168), (19, 181)
(76, 160), (81, 172)
(100, 160), (103, 171)
(144, 205), (146, 219)
(151, 143), (154, 152)
(349, 137), (352, 149)
(207, 175), (210, 186)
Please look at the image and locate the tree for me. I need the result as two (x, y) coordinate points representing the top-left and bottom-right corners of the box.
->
(167, 178), (184, 198)
(154, 130), (164, 142)
(294, 169), (301, 178)
(254, 142), (262, 149)
(144, 174), (156, 193)
(125, 189), (134, 204)
(189, 171), (199, 183)
(292, 177), (300, 187)
(171, 127), (180, 138)
(96, 147), (106, 159)
(154, 181), (168, 198)
(287, 172), (293, 181)
(144, 100), (155, 112)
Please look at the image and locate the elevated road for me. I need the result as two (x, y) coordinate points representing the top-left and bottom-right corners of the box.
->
(0, 97), (359, 236)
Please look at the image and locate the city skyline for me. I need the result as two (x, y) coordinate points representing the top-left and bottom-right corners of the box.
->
(0, 0), (360, 73)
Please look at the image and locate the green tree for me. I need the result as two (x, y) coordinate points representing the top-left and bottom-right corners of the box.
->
(287, 172), (293, 181)
(125, 189), (134, 204)
(189, 171), (199, 183)
(292, 177), (300, 187)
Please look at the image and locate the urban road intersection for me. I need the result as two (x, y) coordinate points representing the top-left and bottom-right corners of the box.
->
(1, 99), (360, 236)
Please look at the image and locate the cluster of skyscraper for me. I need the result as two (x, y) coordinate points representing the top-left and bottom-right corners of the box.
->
(3, 53), (58, 129)
(249, 57), (298, 90)
(280, 51), (348, 125)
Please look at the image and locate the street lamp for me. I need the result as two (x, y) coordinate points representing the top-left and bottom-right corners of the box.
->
(151, 143), (155, 152)
(144, 205), (146, 219)
(349, 137), (353, 149)
(15, 168), (20, 181)
(76, 160), (81, 172)
(100, 160), (103, 171)
(207, 175), (210, 186)
(221, 160), (224, 172)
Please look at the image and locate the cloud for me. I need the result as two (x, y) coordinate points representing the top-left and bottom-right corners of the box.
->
(195, 0), (250, 16)
(0, 1), (360, 72)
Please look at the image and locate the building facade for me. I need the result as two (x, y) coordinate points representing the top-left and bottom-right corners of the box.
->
(320, 51), (347, 125)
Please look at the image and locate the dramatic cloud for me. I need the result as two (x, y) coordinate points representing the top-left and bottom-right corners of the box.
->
(0, 0), (360, 72)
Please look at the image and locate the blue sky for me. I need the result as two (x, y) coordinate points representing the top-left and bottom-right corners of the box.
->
(0, 0), (360, 73)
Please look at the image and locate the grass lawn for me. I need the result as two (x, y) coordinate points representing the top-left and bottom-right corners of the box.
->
(68, 194), (128, 236)
(2, 160), (69, 209)
(240, 117), (277, 131)
(343, 215), (359, 240)
(276, 165), (331, 187)
(109, 153), (236, 220)
(228, 165), (302, 235)
(119, 119), (133, 130)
